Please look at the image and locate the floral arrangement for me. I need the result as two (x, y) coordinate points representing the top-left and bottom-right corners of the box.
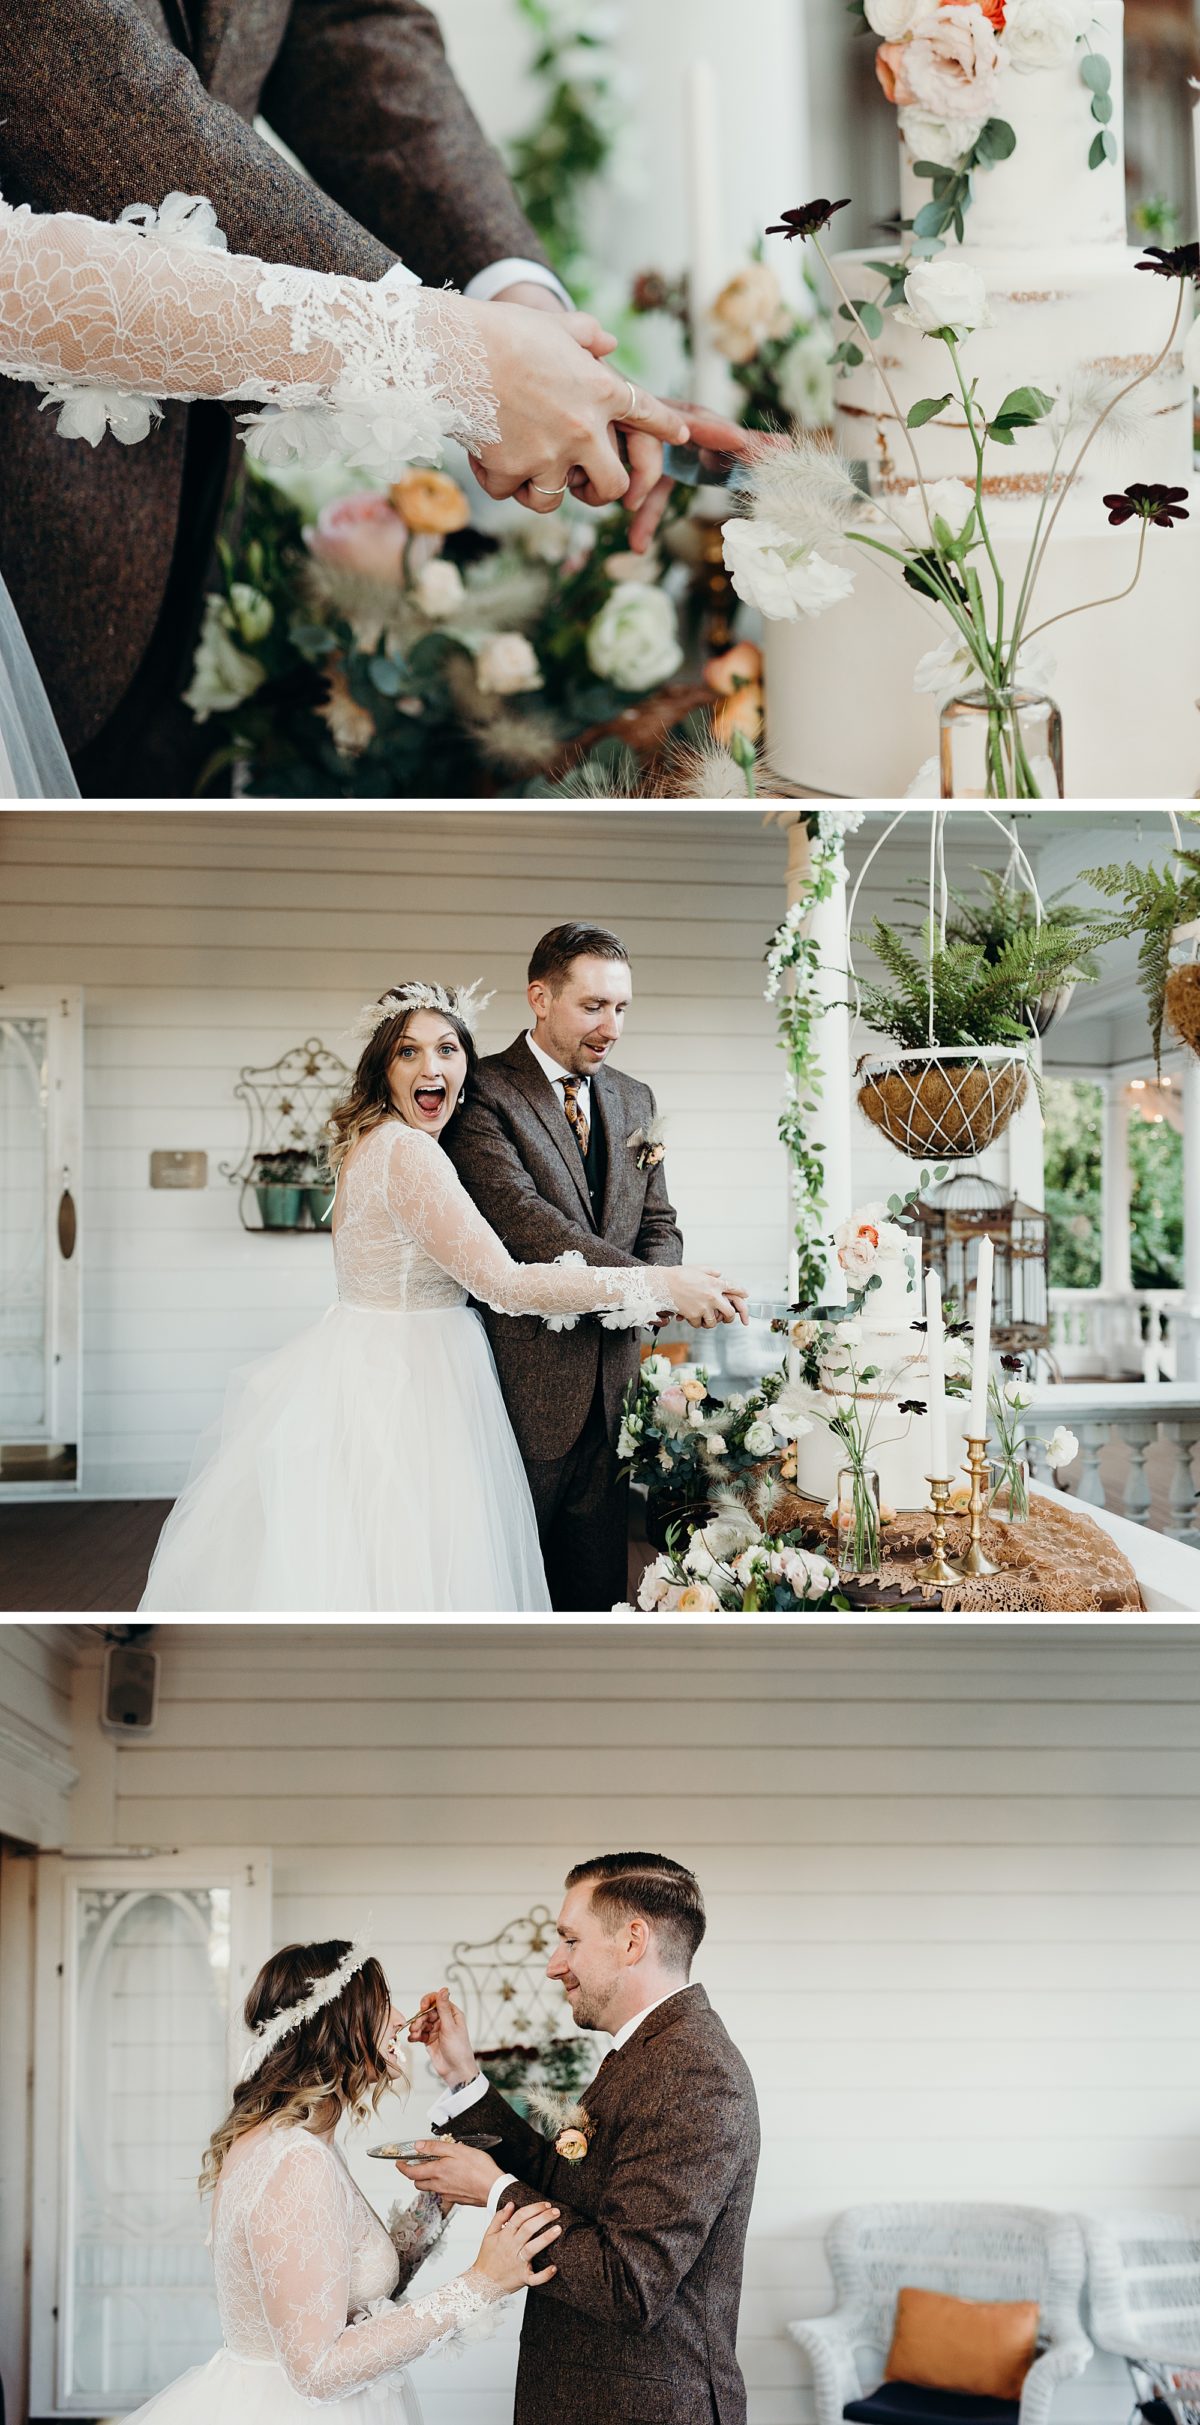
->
(722, 196), (1197, 796)
(625, 1509), (842, 1613)
(988, 1360), (1078, 1516)
(617, 1353), (814, 1504)
(631, 250), (836, 435)
(185, 460), (697, 796)
(765, 808), (865, 1306)
(852, 0), (1115, 241)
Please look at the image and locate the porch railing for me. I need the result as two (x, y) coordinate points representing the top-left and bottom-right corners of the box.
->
(1027, 1383), (1200, 1549)
(1048, 1288), (1188, 1383)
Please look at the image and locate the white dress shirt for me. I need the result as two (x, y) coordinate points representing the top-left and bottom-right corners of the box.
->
(428, 1987), (690, 2218)
(465, 261), (571, 308)
(525, 1028), (592, 1131)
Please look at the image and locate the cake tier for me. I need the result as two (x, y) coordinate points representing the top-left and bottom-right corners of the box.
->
(832, 243), (1194, 506)
(762, 515), (1200, 798)
(793, 1350), (971, 1515)
(864, 1255), (919, 1324)
(895, 0), (1126, 253)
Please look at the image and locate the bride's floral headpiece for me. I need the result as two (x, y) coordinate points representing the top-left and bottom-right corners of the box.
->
(350, 980), (494, 1051)
(237, 1943), (373, 2084)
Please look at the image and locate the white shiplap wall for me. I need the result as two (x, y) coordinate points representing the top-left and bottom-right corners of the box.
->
(56, 1619), (1200, 2425)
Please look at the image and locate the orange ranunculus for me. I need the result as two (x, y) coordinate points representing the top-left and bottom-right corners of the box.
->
(875, 40), (917, 104)
(713, 684), (764, 748)
(389, 469), (471, 534)
(703, 640), (763, 695)
(942, 0), (1005, 23)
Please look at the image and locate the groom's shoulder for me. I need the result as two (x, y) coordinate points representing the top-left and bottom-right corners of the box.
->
(662, 1988), (755, 2093)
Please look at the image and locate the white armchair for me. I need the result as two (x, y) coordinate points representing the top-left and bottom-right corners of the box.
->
(790, 2204), (1093, 2425)
(1083, 2211), (1200, 2425)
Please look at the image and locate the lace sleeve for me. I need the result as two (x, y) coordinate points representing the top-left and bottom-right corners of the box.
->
(0, 190), (497, 473)
(387, 1126), (675, 1329)
(244, 2138), (499, 2399)
(385, 2190), (451, 2292)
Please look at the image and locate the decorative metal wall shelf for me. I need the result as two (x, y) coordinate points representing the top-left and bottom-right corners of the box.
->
(443, 1907), (595, 2112)
(221, 1038), (349, 1233)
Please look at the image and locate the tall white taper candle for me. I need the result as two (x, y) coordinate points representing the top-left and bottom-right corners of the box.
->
(968, 1233), (995, 1440)
(684, 60), (728, 413)
(924, 1268), (948, 1480)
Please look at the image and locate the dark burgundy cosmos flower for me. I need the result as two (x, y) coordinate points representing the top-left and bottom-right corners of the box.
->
(766, 199), (852, 242)
(1135, 243), (1200, 284)
(1000, 1353), (1025, 1373)
(1103, 483), (1190, 529)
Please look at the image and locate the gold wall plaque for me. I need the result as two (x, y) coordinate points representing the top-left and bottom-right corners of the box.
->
(150, 1150), (208, 1190)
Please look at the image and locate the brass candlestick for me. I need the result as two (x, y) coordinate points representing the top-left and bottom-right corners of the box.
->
(962, 1435), (1001, 1575)
(915, 1477), (964, 1588)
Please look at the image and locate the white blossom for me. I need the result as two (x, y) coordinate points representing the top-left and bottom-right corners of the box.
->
(1003, 0), (1092, 73)
(722, 518), (855, 623)
(897, 258), (994, 341)
(1045, 1424), (1080, 1470)
(586, 584), (683, 690)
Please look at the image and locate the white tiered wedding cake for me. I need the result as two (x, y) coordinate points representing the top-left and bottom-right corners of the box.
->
(793, 1207), (971, 1511)
(765, 0), (1198, 797)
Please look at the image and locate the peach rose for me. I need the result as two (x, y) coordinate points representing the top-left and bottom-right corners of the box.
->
(555, 2128), (590, 2163)
(876, 40), (918, 102)
(389, 469), (471, 534)
(658, 1387), (688, 1417)
(907, 4), (1001, 116)
(677, 1583), (722, 1611)
(307, 493), (407, 583)
(704, 640), (763, 695)
(710, 263), (793, 366)
(680, 1378), (708, 1403)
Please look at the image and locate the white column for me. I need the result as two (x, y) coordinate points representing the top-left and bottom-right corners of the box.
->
(782, 812), (854, 1297)
(1178, 1055), (1200, 1382)
(1004, 1034), (1045, 1210)
(1101, 1072), (1133, 1302)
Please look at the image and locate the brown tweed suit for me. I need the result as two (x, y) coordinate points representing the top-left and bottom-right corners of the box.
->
(0, 0), (548, 778)
(445, 1985), (761, 2425)
(442, 1035), (684, 1611)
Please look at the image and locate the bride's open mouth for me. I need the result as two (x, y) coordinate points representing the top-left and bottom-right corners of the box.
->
(411, 1080), (448, 1124)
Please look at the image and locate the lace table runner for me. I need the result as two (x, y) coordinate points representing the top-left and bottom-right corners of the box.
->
(791, 1492), (1144, 1613)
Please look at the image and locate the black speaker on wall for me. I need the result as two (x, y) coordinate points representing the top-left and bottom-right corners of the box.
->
(101, 1643), (160, 1734)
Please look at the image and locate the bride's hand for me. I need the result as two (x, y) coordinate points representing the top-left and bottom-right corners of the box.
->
(470, 2202), (561, 2297)
(459, 297), (689, 513)
(672, 1267), (747, 1329)
(408, 1985), (477, 2084)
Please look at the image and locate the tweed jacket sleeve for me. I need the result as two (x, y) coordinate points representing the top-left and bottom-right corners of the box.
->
(261, 0), (553, 292)
(447, 1089), (647, 1271)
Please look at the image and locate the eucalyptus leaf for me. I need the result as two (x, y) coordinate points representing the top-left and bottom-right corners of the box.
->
(858, 300), (884, 338)
(973, 117), (1016, 164)
(1090, 91), (1113, 123)
(1080, 49), (1111, 90)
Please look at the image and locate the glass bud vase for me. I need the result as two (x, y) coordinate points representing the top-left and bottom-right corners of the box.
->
(988, 1458), (1030, 1524)
(939, 688), (1064, 800)
(836, 1462), (882, 1580)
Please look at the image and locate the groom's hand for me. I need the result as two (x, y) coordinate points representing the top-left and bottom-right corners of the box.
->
(408, 1986), (478, 2085)
(394, 2142), (504, 2207)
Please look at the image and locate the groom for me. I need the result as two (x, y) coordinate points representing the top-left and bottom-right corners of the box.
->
(444, 922), (702, 1613)
(401, 1850), (761, 2425)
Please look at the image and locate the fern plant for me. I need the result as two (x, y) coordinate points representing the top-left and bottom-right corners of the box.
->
(854, 917), (1104, 1051)
(1083, 838), (1200, 1074)
(916, 868), (1120, 979)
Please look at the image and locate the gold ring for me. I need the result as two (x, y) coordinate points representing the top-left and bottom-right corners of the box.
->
(531, 479), (569, 496)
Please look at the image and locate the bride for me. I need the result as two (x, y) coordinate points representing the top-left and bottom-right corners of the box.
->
(140, 979), (740, 1613)
(125, 1937), (560, 2425)
(0, 184), (690, 794)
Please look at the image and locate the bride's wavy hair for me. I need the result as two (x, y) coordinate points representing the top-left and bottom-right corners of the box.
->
(326, 987), (479, 1179)
(200, 1939), (395, 2192)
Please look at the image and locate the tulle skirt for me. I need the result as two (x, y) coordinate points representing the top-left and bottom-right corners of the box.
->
(0, 567), (79, 796)
(140, 1301), (551, 1612)
(125, 2349), (423, 2423)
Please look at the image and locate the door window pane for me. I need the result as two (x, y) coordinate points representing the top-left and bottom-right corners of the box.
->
(68, 1886), (231, 2404)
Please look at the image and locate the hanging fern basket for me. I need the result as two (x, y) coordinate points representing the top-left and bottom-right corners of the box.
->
(1164, 963), (1200, 1059)
(855, 1045), (1029, 1161)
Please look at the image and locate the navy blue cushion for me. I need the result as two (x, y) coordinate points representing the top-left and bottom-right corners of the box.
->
(845, 2384), (1022, 2425)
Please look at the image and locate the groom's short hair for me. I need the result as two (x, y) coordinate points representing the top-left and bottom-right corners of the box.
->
(528, 923), (630, 992)
(566, 1851), (705, 1972)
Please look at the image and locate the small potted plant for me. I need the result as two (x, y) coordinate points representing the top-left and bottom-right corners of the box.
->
(930, 870), (1120, 1036)
(251, 1148), (308, 1229)
(1085, 825), (1200, 1073)
(304, 1144), (336, 1229)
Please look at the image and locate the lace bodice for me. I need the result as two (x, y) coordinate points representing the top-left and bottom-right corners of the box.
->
(0, 189), (498, 473)
(332, 1120), (675, 1327)
(212, 2128), (492, 2398)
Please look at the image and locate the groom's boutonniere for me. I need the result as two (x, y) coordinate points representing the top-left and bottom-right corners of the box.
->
(627, 1116), (666, 1172)
(528, 2090), (596, 2164)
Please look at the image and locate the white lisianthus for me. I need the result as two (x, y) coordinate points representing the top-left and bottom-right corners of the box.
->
(183, 594), (267, 721)
(779, 1545), (838, 1599)
(897, 257), (994, 341)
(722, 518), (855, 623)
(742, 1417), (777, 1458)
(898, 103), (986, 168)
(777, 327), (838, 431)
(228, 582), (274, 645)
(865, 0), (939, 32)
(636, 1558), (676, 1612)
(475, 632), (544, 696)
(912, 633), (1057, 702)
(641, 1353), (676, 1394)
(891, 478), (975, 546)
(1004, 1377), (1034, 1411)
(1003, 0), (1092, 73)
(414, 558), (466, 620)
(1045, 1424), (1080, 1470)
(586, 584), (683, 690)
(770, 1382), (816, 1441)
(617, 1422), (639, 1459)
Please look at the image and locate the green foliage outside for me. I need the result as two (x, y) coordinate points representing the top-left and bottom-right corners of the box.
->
(1042, 1077), (1183, 1293)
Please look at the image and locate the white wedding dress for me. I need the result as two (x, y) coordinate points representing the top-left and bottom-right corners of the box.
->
(0, 187), (501, 796)
(126, 2126), (497, 2425)
(140, 1118), (677, 1612)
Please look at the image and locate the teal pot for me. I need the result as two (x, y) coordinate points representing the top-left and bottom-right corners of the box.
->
(255, 1184), (303, 1230)
(306, 1185), (336, 1228)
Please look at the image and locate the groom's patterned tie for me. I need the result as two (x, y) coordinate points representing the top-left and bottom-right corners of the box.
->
(561, 1076), (590, 1159)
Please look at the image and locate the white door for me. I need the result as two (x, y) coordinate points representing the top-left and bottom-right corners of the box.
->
(0, 988), (83, 1491)
(30, 1847), (272, 2418)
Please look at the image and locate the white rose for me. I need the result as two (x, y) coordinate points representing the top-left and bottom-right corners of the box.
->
(898, 103), (987, 168)
(1183, 316), (1200, 391)
(743, 1418), (776, 1458)
(702, 1434), (729, 1457)
(770, 1382), (815, 1442)
(722, 518), (856, 624)
(891, 478), (976, 546)
(865, 0), (939, 32)
(1004, 1378), (1034, 1411)
(1003, 0), (1091, 73)
(636, 1558), (676, 1612)
(906, 5), (1001, 117)
(641, 1353), (675, 1394)
(414, 558), (466, 620)
(946, 1337), (973, 1380)
(586, 584), (683, 691)
(1045, 1424), (1079, 1470)
(182, 594), (266, 722)
(897, 258), (994, 340)
(777, 327), (837, 432)
(475, 632), (544, 695)
(780, 1546), (838, 1599)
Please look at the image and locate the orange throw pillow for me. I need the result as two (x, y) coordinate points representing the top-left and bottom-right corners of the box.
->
(885, 2287), (1040, 2404)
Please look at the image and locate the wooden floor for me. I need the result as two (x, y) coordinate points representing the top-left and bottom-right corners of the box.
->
(0, 1436), (1188, 1615)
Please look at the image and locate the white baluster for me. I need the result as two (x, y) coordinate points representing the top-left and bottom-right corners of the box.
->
(1073, 1420), (1109, 1508)
(1162, 1420), (1200, 1547)
(1121, 1420), (1157, 1527)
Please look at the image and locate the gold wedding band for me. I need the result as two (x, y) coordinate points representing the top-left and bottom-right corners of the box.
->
(531, 479), (570, 496)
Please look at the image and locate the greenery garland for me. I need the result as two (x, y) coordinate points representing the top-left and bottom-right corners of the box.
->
(764, 812), (854, 1306)
(508, 0), (620, 300)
